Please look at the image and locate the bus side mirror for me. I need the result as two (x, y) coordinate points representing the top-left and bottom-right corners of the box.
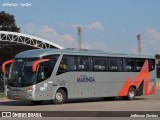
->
(2, 60), (13, 73)
(32, 59), (50, 72)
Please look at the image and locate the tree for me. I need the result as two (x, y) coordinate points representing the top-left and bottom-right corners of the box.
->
(155, 54), (160, 59)
(0, 11), (20, 32)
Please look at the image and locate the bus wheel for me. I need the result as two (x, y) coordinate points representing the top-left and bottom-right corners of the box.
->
(53, 89), (67, 104)
(31, 100), (43, 105)
(125, 87), (136, 100)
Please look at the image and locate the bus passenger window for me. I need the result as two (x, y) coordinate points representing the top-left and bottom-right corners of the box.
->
(136, 60), (145, 71)
(57, 56), (77, 75)
(0, 71), (2, 77)
(36, 55), (58, 83)
(149, 59), (155, 71)
(77, 57), (89, 71)
(37, 65), (50, 82)
(78, 65), (84, 70)
(57, 58), (67, 74)
(124, 59), (135, 71)
(66, 56), (77, 71)
(93, 57), (107, 71)
(38, 66), (46, 79)
(109, 59), (118, 71)
(59, 64), (67, 70)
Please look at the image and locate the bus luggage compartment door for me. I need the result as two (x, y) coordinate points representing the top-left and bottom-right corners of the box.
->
(36, 82), (52, 100)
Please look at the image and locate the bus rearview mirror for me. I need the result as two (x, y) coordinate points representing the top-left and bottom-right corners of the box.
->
(32, 59), (50, 72)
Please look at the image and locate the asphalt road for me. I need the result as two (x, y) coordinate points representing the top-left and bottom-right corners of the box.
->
(0, 89), (160, 119)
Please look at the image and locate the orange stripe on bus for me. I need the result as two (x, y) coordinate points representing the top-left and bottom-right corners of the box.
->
(118, 60), (155, 96)
(148, 83), (156, 95)
(133, 60), (149, 95)
(118, 76), (132, 96)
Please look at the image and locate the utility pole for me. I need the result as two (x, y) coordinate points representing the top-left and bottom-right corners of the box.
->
(137, 33), (141, 55)
(77, 26), (82, 49)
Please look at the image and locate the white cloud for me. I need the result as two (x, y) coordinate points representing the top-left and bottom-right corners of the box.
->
(22, 23), (114, 53)
(121, 30), (126, 34)
(128, 44), (138, 55)
(128, 28), (160, 55)
(22, 23), (106, 50)
(144, 28), (160, 54)
(62, 21), (104, 32)
(22, 23), (76, 48)
(62, 23), (84, 30)
(82, 42), (116, 52)
(146, 28), (160, 40)
(87, 21), (104, 31)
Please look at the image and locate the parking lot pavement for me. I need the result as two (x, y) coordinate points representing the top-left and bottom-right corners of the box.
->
(0, 89), (160, 111)
(0, 89), (160, 119)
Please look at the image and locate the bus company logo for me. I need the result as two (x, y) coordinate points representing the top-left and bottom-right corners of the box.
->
(77, 74), (95, 82)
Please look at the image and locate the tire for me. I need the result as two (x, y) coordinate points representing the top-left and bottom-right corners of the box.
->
(125, 87), (136, 100)
(31, 100), (43, 105)
(52, 89), (67, 104)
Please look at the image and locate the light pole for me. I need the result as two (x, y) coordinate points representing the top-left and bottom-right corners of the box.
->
(137, 33), (141, 55)
(77, 26), (82, 49)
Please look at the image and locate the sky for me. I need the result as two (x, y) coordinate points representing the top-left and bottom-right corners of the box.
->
(1, 0), (160, 55)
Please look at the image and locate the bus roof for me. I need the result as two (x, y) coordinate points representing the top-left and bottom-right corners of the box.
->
(15, 48), (155, 59)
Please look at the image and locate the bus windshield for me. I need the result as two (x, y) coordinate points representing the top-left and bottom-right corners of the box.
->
(7, 55), (59, 87)
(8, 58), (38, 87)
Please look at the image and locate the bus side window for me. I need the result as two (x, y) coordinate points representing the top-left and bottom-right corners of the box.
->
(93, 57), (107, 71)
(0, 71), (2, 77)
(57, 57), (67, 74)
(57, 56), (77, 75)
(38, 66), (45, 80)
(37, 64), (50, 82)
(118, 59), (123, 71)
(66, 56), (77, 71)
(124, 59), (135, 72)
(41, 54), (59, 77)
(136, 59), (145, 71)
(109, 59), (118, 71)
(77, 57), (89, 71)
(149, 59), (155, 71)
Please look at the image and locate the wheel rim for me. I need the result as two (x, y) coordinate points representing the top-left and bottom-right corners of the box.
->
(129, 91), (135, 98)
(56, 92), (63, 101)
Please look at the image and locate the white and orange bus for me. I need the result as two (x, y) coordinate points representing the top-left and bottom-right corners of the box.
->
(2, 48), (156, 104)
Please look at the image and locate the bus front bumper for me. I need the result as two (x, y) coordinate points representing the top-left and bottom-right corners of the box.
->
(7, 87), (36, 100)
